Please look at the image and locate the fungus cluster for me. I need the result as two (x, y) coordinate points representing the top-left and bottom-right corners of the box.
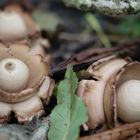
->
(77, 55), (140, 130)
(0, 4), (54, 123)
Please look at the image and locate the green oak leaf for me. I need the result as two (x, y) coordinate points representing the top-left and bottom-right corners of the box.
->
(48, 65), (88, 140)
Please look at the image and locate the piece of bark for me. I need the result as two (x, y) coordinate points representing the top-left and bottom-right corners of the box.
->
(79, 122), (140, 140)
(63, 0), (140, 15)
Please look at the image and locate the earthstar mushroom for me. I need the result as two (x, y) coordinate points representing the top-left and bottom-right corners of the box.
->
(0, 42), (54, 123)
(104, 61), (140, 128)
(0, 4), (40, 42)
(77, 56), (140, 130)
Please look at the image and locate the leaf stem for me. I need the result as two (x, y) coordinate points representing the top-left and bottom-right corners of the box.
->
(85, 13), (111, 48)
